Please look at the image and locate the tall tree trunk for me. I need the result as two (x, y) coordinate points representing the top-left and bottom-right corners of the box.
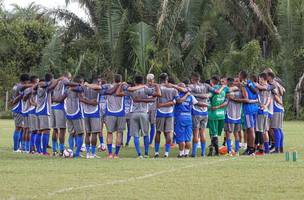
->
(294, 72), (304, 119)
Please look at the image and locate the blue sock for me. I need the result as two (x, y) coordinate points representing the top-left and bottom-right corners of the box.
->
(192, 142), (198, 157)
(30, 132), (36, 151)
(52, 139), (58, 152)
(126, 124), (131, 145)
(19, 130), (23, 149)
(134, 137), (141, 156)
(35, 134), (42, 153)
(279, 128), (284, 148)
(149, 124), (155, 145)
(144, 136), (149, 155)
(264, 141), (269, 153)
(42, 133), (50, 154)
(165, 143), (170, 153)
(107, 144), (112, 154)
(115, 145), (121, 155)
(99, 135), (104, 144)
(59, 143), (65, 152)
(91, 145), (96, 155)
(226, 139), (232, 153)
(235, 140), (240, 152)
(86, 145), (90, 154)
(26, 141), (30, 151)
(21, 140), (25, 150)
(274, 128), (281, 151)
(68, 135), (75, 150)
(13, 130), (20, 151)
(75, 135), (83, 157)
(155, 143), (160, 153)
(201, 142), (206, 156)
(173, 134), (176, 144)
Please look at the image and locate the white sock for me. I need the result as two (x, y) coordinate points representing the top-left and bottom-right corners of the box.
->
(165, 152), (169, 156)
(179, 151), (184, 156)
(184, 149), (190, 155)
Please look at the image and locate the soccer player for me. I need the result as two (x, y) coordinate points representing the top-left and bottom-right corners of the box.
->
(21, 75), (39, 153)
(116, 75), (161, 158)
(35, 74), (60, 156)
(147, 74), (157, 145)
(28, 76), (39, 153)
(97, 78), (107, 151)
(174, 83), (208, 158)
(10, 74), (31, 152)
(207, 76), (229, 156)
(80, 78), (102, 159)
(155, 73), (185, 158)
(239, 70), (259, 156)
(124, 89), (132, 147)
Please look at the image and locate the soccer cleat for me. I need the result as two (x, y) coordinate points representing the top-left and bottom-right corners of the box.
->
(190, 154), (196, 158)
(86, 153), (91, 159)
(177, 155), (183, 158)
(138, 155), (143, 159)
(113, 155), (119, 159)
(107, 154), (113, 159)
(154, 153), (159, 158)
(43, 152), (50, 156)
(59, 152), (64, 157)
(144, 155), (149, 159)
(207, 146), (214, 157)
(52, 152), (58, 157)
(183, 154), (189, 158)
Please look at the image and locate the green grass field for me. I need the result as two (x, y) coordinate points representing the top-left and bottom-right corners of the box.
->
(0, 120), (304, 200)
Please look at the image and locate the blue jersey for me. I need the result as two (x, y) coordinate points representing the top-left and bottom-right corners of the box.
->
(174, 93), (198, 120)
(274, 96), (284, 113)
(242, 80), (258, 115)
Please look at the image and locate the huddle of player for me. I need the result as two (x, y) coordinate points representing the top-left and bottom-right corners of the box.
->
(10, 68), (285, 158)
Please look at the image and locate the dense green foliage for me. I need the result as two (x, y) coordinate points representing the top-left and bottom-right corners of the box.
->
(0, 0), (304, 118)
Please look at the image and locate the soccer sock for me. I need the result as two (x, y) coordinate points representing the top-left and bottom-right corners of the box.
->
(235, 140), (240, 152)
(154, 143), (160, 154)
(52, 139), (58, 152)
(172, 134), (176, 144)
(75, 135), (83, 157)
(35, 134), (42, 153)
(149, 124), (155, 145)
(68, 135), (75, 150)
(86, 145), (90, 154)
(21, 139), (25, 151)
(126, 125), (131, 145)
(274, 128), (281, 151)
(279, 128), (284, 148)
(165, 143), (170, 154)
(144, 136), (149, 155)
(226, 139), (232, 153)
(179, 150), (184, 156)
(42, 133), (50, 154)
(59, 143), (65, 152)
(91, 145), (96, 155)
(115, 145), (121, 155)
(99, 135), (104, 144)
(134, 137), (141, 156)
(19, 130), (23, 149)
(30, 132), (36, 151)
(201, 142), (206, 157)
(25, 141), (30, 151)
(13, 130), (20, 151)
(264, 141), (270, 153)
(107, 144), (112, 154)
(191, 142), (198, 157)
(184, 149), (190, 155)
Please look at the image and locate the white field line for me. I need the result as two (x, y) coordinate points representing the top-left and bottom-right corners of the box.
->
(42, 158), (231, 198)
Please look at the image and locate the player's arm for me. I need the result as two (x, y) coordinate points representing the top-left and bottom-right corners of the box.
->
(193, 92), (211, 99)
(127, 84), (146, 92)
(157, 101), (175, 108)
(85, 83), (102, 90)
(211, 100), (228, 110)
(116, 83), (127, 97)
(79, 97), (98, 106)
(167, 83), (188, 93)
(9, 94), (22, 106)
(196, 101), (209, 108)
(274, 95), (283, 105)
(133, 97), (156, 103)
(52, 93), (67, 103)
(176, 92), (190, 104)
(151, 83), (161, 97)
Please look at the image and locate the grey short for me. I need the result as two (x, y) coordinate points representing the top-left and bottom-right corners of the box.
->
(125, 112), (131, 120)
(224, 123), (241, 133)
(105, 116), (126, 133)
(192, 115), (208, 129)
(129, 112), (149, 137)
(256, 114), (269, 133)
(156, 117), (174, 133)
(67, 118), (84, 135)
(84, 117), (101, 133)
(271, 112), (284, 129)
(149, 110), (156, 124)
(37, 115), (51, 130)
(100, 109), (106, 121)
(23, 116), (29, 128)
(29, 114), (38, 131)
(51, 109), (66, 129)
(13, 113), (23, 128)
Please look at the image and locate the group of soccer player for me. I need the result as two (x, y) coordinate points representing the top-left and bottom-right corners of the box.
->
(10, 68), (285, 158)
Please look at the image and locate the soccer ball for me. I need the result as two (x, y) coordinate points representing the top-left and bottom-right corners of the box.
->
(98, 144), (106, 152)
(63, 149), (74, 158)
(219, 146), (227, 155)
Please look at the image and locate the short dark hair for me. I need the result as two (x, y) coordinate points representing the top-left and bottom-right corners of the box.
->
(183, 79), (190, 85)
(239, 70), (248, 79)
(251, 75), (258, 82)
(211, 75), (220, 83)
(134, 75), (144, 84)
(267, 71), (275, 79)
(191, 73), (200, 81)
(227, 77), (234, 84)
(30, 75), (38, 82)
(20, 74), (30, 82)
(74, 75), (83, 83)
(259, 72), (268, 80)
(114, 74), (122, 83)
(44, 73), (53, 82)
(159, 73), (168, 83)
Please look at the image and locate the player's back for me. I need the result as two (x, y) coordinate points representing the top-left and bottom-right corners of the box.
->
(157, 85), (178, 113)
(226, 90), (242, 122)
(106, 83), (124, 113)
(82, 86), (99, 114)
(129, 87), (153, 113)
(65, 88), (81, 116)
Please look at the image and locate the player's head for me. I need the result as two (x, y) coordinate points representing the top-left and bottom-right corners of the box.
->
(63, 72), (72, 80)
(191, 73), (200, 84)
(159, 73), (168, 84)
(263, 68), (273, 73)
(183, 79), (190, 86)
(146, 73), (155, 84)
(211, 75), (220, 85)
(30, 75), (39, 84)
(220, 77), (227, 85)
(259, 72), (268, 84)
(267, 71), (275, 82)
(114, 74), (122, 83)
(20, 73), (30, 83)
(74, 75), (84, 84)
(45, 73), (54, 82)
(227, 77), (234, 86)
(134, 75), (144, 85)
(233, 77), (240, 86)
(250, 74), (258, 83)
(239, 70), (248, 81)
(177, 82), (186, 88)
